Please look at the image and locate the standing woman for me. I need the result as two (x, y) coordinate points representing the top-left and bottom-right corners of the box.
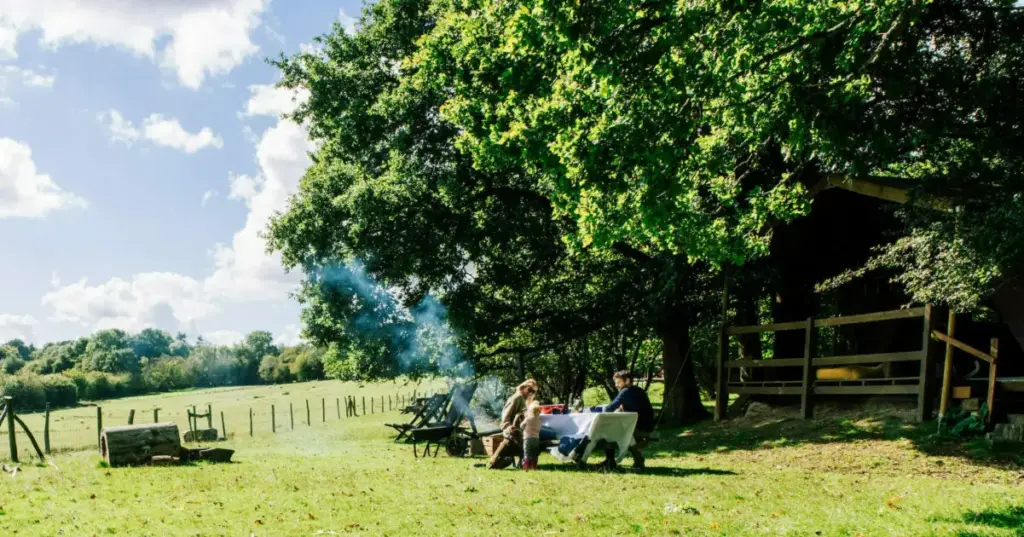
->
(488, 379), (538, 469)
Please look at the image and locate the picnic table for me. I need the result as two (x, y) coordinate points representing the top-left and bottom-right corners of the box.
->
(540, 412), (637, 465)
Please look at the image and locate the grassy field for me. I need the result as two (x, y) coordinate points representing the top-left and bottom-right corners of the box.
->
(0, 382), (1021, 536)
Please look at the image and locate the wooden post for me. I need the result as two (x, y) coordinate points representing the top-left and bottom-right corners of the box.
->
(128, 409), (135, 425)
(207, 405), (213, 429)
(272, 404), (276, 433)
(938, 310), (957, 426)
(381, 396), (384, 413)
(362, 396), (366, 415)
(322, 398), (326, 423)
(336, 398), (341, 419)
(290, 402), (295, 430)
(6, 397), (17, 462)
(389, 395), (392, 411)
(43, 403), (51, 455)
(97, 406), (103, 452)
(715, 323), (728, 421)
(192, 405), (198, 433)
(306, 399), (311, 426)
(987, 338), (999, 424)
(153, 408), (159, 423)
(917, 304), (937, 422)
(249, 408), (254, 437)
(221, 411), (227, 439)
(801, 317), (816, 420)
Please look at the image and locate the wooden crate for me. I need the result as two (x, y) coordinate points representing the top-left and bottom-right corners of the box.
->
(483, 434), (505, 457)
(466, 438), (486, 457)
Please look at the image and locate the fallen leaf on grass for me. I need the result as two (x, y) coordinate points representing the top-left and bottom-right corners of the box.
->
(573, 513), (589, 522)
(254, 519), (263, 525)
(307, 513), (315, 520)
(710, 522), (721, 530)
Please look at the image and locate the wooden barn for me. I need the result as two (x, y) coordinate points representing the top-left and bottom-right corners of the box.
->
(714, 176), (1024, 425)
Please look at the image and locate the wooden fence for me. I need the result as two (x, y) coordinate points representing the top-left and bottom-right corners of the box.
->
(0, 390), (432, 462)
(932, 311), (999, 424)
(715, 305), (937, 422)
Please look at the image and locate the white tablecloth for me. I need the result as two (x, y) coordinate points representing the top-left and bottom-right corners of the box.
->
(540, 412), (638, 463)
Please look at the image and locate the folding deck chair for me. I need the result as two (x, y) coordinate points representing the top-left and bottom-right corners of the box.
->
(410, 382), (480, 458)
(385, 391), (451, 442)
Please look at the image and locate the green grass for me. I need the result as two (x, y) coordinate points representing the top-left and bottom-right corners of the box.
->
(0, 382), (1021, 536)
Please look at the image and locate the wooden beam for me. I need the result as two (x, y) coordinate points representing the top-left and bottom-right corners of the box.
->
(987, 338), (998, 424)
(826, 175), (910, 204)
(727, 320), (807, 335)
(938, 311), (957, 422)
(815, 385), (920, 395)
(813, 351), (921, 367)
(813, 307), (926, 327)
(730, 386), (803, 396)
(932, 330), (995, 363)
(725, 358), (804, 368)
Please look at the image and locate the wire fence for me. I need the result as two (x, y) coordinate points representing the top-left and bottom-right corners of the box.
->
(0, 387), (440, 462)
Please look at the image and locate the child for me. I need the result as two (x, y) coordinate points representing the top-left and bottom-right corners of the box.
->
(521, 401), (542, 470)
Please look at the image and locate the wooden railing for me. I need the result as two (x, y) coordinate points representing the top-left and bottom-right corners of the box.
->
(932, 310), (999, 424)
(715, 306), (937, 422)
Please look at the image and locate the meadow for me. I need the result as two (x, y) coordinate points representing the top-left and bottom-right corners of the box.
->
(0, 381), (1021, 536)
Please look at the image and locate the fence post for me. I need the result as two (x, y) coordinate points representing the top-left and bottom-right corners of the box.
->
(322, 398), (326, 423)
(128, 409), (135, 425)
(207, 404), (213, 429)
(272, 405), (277, 433)
(249, 408), (254, 437)
(6, 397), (17, 462)
(290, 403), (295, 430)
(336, 398), (341, 419)
(938, 310), (957, 427)
(363, 396), (366, 415)
(801, 317), (816, 420)
(153, 408), (160, 422)
(96, 406), (103, 452)
(306, 399), (311, 426)
(43, 403), (51, 455)
(221, 411), (227, 439)
(987, 338), (999, 424)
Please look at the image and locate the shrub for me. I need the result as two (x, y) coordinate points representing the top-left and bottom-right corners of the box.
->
(142, 356), (196, 392)
(40, 374), (78, 407)
(62, 370), (135, 401)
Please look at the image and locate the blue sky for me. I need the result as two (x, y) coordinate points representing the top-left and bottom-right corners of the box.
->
(0, 0), (362, 346)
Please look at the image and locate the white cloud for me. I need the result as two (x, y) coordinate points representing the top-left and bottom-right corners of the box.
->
(242, 83), (309, 118)
(202, 329), (244, 346)
(0, 0), (269, 89)
(50, 271), (60, 288)
(143, 114), (224, 153)
(338, 9), (358, 35)
(41, 86), (313, 335)
(0, 64), (55, 104)
(201, 189), (217, 207)
(98, 110), (223, 153)
(275, 323), (303, 346)
(41, 273), (218, 334)
(0, 313), (37, 342)
(0, 138), (88, 218)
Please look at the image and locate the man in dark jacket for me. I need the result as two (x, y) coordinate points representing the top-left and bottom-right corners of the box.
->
(604, 370), (654, 469)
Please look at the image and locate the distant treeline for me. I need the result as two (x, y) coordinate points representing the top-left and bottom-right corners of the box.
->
(0, 329), (357, 410)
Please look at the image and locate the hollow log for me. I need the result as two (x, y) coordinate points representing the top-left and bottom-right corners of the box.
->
(100, 423), (181, 467)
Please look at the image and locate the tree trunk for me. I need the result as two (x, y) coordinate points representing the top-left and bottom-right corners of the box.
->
(659, 310), (711, 426)
(100, 423), (181, 467)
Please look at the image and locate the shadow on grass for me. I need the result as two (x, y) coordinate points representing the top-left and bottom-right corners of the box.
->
(653, 406), (1023, 471)
(937, 505), (1024, 537)
(536, 464), (736, 478)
